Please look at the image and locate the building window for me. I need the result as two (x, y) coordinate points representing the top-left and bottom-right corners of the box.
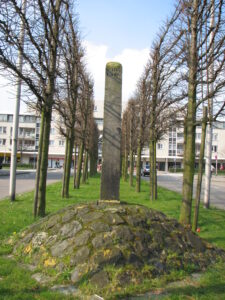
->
(0, 139), (6, 146)
(24, 115), (35, 123)
(0, 115), (7, 122)
(157, 143), (163, 150)
(0, 126), (7, 134)
(19, 128), (24, 136)
(213, 133), (218, 141)
(59, 140), (65, 146)
(212, 145), (217, 152)
(50, 128), (55, 135)
(177, 132), (183, 140)
(168, 127), (176, 156)
(169, 150), (176, 156)
(19, 116), (24, 123)
(7, 115), (13, 122)
(196, 133), (201, 140)
(49, 140), (54, 146)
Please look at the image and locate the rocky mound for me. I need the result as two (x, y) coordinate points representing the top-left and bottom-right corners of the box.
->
(11, 203), (225, 295)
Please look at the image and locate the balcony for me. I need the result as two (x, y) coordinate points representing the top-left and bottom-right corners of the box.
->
(177, 149), (184, 156)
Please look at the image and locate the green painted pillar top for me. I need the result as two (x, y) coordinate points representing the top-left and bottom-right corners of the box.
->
(100, 62), (122, 201)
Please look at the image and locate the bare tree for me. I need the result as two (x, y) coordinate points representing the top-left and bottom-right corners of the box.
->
(121, 109), (129, 182)
(135, 67), (151, 193)
(0, 0), (70, 216)
(88, 119), (99, 177)
(74, 73), (94, 189)
(127, 98), (138, 187)
(145, 6), (186, 200)
(55, 12), (84, 198)
(179, 0), (225, 224)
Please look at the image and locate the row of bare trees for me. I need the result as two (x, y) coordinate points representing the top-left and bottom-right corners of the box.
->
(0, 0), (98, 217)
(121, 0), (225, 228)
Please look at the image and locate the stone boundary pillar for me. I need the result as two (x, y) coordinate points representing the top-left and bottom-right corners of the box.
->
(100, 62), (122, 201)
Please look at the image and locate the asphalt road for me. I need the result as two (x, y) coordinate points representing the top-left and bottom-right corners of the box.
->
(143, 172), (225, 210)
(1, 170), (224, 210)
(0, 169), (63, 200)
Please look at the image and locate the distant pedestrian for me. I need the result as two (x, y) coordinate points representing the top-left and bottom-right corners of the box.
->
(211, 165), (215, 176)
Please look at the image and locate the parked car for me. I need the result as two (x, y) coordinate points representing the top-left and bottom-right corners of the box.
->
(142, 166), (150, 176)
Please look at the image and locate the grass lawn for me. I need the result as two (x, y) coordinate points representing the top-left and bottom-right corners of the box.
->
(0, 175), (225, 299)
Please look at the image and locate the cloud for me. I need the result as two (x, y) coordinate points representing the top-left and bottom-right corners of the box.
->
(83, 41), (149, 109)
(0, 42), (150, 113)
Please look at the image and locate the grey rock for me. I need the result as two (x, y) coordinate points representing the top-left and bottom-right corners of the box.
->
(134, 240), (150, 258)
(90, 221), (110, 233)
(51, 239), (71, 257)
(75, 206), (91, 216)
(80, 211), (104, 224)
(46, 235), (58, 247)
(21, 232), (34, 244)
(125, 215), (148, 228)
(186, 231), (205, 252)
(60, 220), (82, 238)
(31, 273), (52, 284)
(70, 246), (90, 266)
(71, 264), (89, 283)
(112, 225), (134, 242)
(127, 252), (143, 266)
(51, 284), (80, 296)
(61, 210), (77, 223)
(104, 213), (125, 225)
(74, 230), (92, 247)
(92, 232), (112, 249)
(32, 232), (48, 247)
(93, 247), (124, 266)
(45, 215), (61, 230)
(90, 270), (109, 288)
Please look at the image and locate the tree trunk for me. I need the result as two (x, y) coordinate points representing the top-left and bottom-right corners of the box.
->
(37, 108), (52, 217)
(149, 136), (155, 200)
(33, 109), (45, 217)
(37, 0), (62, 216)
(75, 141), (84, 189)
(136, 143), (142, 192)
(90, 152), (97, 176)
(153, 140), (157, 199)
(64, 132), (74, 198)
(82, 150), (88, 183)
(203, 0), (214, 209)
(136, 105), (143, 192)
(61, 136), (68, 198)
(73, 142), (77, 188)
(129, 150), (134, 187)
(193, 106), (207, 231)
(123, 142), (128, 181)
(180, 0), (198, 225)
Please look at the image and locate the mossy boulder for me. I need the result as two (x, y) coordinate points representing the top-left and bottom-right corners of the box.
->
(10, 203), (225, 296)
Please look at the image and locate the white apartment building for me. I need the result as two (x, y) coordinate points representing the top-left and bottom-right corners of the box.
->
(141, 122), (225, 171)
(0, 102), (104, 168)
(1, 104), (225, 170)
(0, 113), (37, 166)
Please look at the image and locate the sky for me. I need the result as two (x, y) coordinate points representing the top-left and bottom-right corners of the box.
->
(0, 0), (176, 113)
